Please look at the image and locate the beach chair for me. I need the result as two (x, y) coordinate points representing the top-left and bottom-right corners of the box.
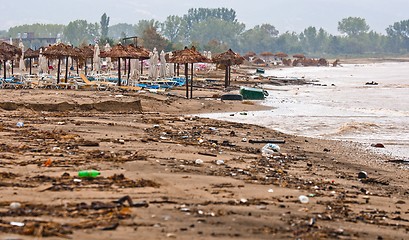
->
(79, 74), (115, 91)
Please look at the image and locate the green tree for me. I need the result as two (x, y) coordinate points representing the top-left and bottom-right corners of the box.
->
(260, 24), (279, 37)
(108, 23), (135, 40)
(238, 24), (278, 53)
(135, 19), (161, 36)
(386, 20), (409, 52)
(140, 26), (169, 51)
(100, 13), (110, 39)
(63, 20), (99, 46)
(338, 17), (370, 36)
(182, 8), (239, 43)
(275, 31), (302, 54)
(161, 15), (185, 43)
(327, 35), (343, 54)
(190, 18), (245, 50)
(299, 26), (317, 53)
(316, 28), (330, 53)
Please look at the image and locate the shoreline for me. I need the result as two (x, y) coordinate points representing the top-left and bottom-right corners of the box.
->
(0, 62), (408, 239)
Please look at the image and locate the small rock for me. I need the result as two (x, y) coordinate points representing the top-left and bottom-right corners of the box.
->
(195, 159), (204, 165)
(215, 160), (224, 165)
(371, 143), (385, 148)
(358, 171), (368, 179)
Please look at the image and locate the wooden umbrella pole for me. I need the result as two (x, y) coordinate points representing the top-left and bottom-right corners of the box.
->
(65, 56), (69, 83)
(118, 58), (121, 86)
(11, 60), (13, 75)
(123, 59), (127, 76)
(3, 62), (6, 79)
(140, 59), (143, 75)
(29, 58), (32, 75)
(57, 58), (61, 84)
(228, 65), (231, 86)
(190, 63), (193, 99)
(177, 63), (180, 76)
(76, 60), (79, 74)
(127, 58), (131, 81)
(224, 64), (228, 88)
(185, 63), (188, 98)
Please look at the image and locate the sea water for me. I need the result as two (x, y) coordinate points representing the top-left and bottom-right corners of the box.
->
(200, 62), (409, 159)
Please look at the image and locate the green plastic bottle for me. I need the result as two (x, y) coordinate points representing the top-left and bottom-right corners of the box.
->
(78, 170), (100, 178)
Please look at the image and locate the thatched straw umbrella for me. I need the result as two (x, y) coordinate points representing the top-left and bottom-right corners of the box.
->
(80, 45), (94, 76)
(260, 51), (274, 61)
(100, 43), (131, 86)
(168, 46), (209, 99)
(71, 47), (87, 75)
(253, 57), (265, 65)
(0, 42), (22, 79)
(125, 44), (150, 80)
(24, 48), (40, 75)
(274, 52), (288, 59)
(212, 49), (245, 88)
(127, 44), (150, 75)
(292, 54), (306, 59)
(42, 43), (76, 84)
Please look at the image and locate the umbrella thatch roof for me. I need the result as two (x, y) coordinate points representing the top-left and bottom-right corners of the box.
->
(79, 45), (94, 58)
(260, 51), (274, 57)
(274, 52), (288, 58)
(0, 42), (22, 60)
(253, 57), (265, 64)
(244, 51), (257, 57)
(126, 44), (150, 59)
(43, 43), (76, 59)
(212, 49), (245, 66)
(168, 46), (209, 64)
(293, 54), (306, 59)
(24, 48), (40, 59)
(100, 43), (131, 59)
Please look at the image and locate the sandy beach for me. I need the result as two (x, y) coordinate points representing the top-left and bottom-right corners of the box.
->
(0, 64), (408, 240)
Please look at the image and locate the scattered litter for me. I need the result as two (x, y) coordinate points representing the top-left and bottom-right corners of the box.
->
(215, 160), (225, 165)
(9, 202), (21, 209)
(16, 122), (24, 127)
(10, 222), (24, 227)
(78, 170), (100, 178)
(261, 143), (281, 157)
(299, 195), (309, 204)
(195, 159), (204, 165)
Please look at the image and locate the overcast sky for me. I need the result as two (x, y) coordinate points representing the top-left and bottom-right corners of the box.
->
(1, 0), (408, 34)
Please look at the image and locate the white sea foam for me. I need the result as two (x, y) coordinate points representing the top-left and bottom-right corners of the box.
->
(200, 62), (409, 159)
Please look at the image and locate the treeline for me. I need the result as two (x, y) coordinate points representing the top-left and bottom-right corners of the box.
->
(2, 8), (409, 56)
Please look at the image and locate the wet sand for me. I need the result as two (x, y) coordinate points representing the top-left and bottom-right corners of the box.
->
(0, 68), (408, 239)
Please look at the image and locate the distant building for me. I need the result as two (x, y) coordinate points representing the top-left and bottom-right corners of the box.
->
(1, 32), (58, 49)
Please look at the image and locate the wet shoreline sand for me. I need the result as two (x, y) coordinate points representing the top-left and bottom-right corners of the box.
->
(0, 63), (408, 239)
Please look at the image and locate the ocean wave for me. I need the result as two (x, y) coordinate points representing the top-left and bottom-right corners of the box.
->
(337, 122), (379, 134)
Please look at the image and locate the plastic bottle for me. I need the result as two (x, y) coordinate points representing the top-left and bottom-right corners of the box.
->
(78, 170), (100, 178)
(298, 195), (309, 204)
(261, 143), (281, 157)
